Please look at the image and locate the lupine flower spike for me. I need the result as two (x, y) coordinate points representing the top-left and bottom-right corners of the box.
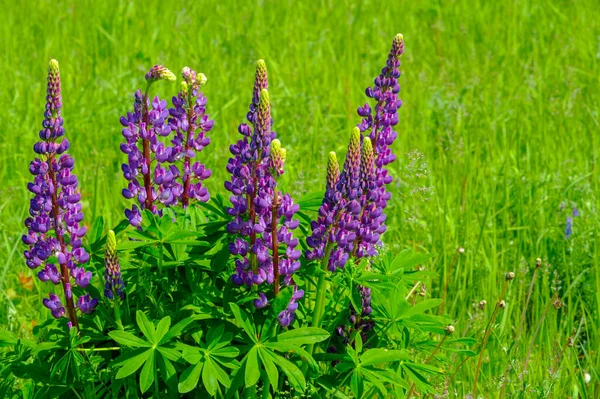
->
(225, 61), (302, 326)
(354, 33), (404, 252)
(23, 60), (97, 329)
(104, 230), (125, 301)
(120, 65), (213, 226)
(306, 128), (362, 271)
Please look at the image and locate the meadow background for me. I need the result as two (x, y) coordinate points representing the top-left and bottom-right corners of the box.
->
(1, 0), (599, 396)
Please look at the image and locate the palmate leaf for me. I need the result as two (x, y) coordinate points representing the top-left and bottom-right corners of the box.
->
(111, 313), (186, 395)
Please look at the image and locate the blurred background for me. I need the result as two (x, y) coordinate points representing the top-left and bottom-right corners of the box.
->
(0, 0), (599, 394)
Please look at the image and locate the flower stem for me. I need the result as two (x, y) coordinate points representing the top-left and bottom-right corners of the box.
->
(181, 91), (195, 208)
(473, 279), (509, 397)
(48, 156), (79, 331)
(114, 299), (123, 330)
(308, 240), (334, 355)
(142, 86), (154, 211)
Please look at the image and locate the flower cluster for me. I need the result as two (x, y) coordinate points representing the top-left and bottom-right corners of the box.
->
(23, 60), (97, 328)
(305, 128), (362, 271)
(225, 60), (302, 326)
(306, 34), (404, 269)
(120, 65), (213, 226)
(104, 230), (125, 301)
(356, 33), (404, 228)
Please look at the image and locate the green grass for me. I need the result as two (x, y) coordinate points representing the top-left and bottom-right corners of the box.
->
(1, 0), (599, 396)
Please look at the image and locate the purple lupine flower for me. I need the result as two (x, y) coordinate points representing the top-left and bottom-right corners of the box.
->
(278, 288), (304, 327)
(355, 33), (404, 247)
(104, 230), (125, 301)
(121, 65), (213, 225)
(573, 207), (580, 217)
(24, 60), (97, 328)
(162, 67), (213, 207)
(225, 61), (301, 325)
(565, 216), (573, 239)
(43, 293), (66, 319)
(306, 128), (362, 271)
(354, 138), (385, 258)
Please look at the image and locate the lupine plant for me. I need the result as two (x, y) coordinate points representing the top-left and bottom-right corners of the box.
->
(23, 60), (97, 330)
(3, 34), (495, 398)
(225, 60), (302, 326)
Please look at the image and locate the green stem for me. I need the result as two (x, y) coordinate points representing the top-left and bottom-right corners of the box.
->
(308, 241), (334, 355)
(114, 300), (123, 330)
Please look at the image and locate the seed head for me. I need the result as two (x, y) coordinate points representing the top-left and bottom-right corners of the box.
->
(567, 336), (574, 347)
(553, 297), (564, 310)
(535, 258), (542, 268)
(445, 325), (455, 335)
(499, 300), (506, 309)
(505, 272), (515, 281)
(478, 300), (487, 310)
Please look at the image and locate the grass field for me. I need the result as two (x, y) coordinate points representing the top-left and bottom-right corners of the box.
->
(1, 0), (599, 396)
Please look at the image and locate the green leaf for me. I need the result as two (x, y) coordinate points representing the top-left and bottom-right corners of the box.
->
(178, 362), (203, 394)
(355, 333), (363, 354)
(139, 350), (156, 394)
(244, 347), (260, 388)
(157, 352), (178, 393)
(115, 349), (153, 379)
(202, 357), (221, 396)
(136, 311), (156, 343)
(109, 330), (151, 348)
(258, 347), (278, 390)
(350, 369), (363, 398)
(361, 368), (387, 395)
(360, 349), (409, 366)
(276, 327), (329, 345)
(161, 316), (195, 343)
(230, 303), (257, 342)
(89, 216), (105, 244)
(157, 346), (181, 362)
(266, 351), (305, 390)
(155, 316), (171, 343)
(389, 250), (434, 273)
(404, 299), (443, 318)
(403, 363), (433, 393)
(118, 239), (158, 250)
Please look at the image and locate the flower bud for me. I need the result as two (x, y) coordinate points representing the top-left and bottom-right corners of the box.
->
(446, 325), (455, 335)
(327, 152), (340, 192)
(145, 65), (176, 83)
(269, 139), (285, 177)
(505, 272), (515, 281)
(499, 300), (506, 309)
